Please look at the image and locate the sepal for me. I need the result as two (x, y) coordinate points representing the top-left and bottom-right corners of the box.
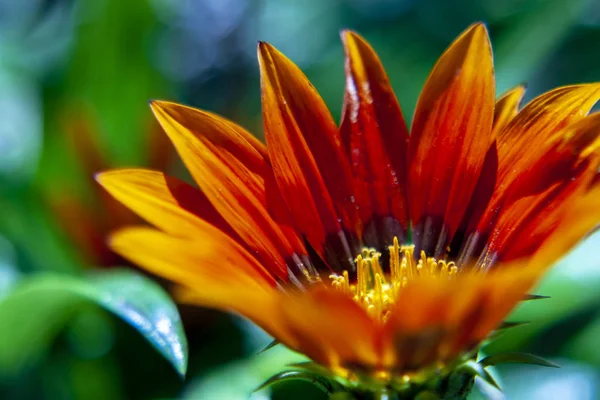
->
(479, 352), (559, 368)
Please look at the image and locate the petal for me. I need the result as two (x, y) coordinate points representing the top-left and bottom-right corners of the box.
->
(492, 85), (526, 139)
(477, 84), (600, 235)
(531, 182), (600, 268)
(62, 107), (108, 178)
(110, 226), (276, 292)
(259, 42), (359, 271)
(146, 118), (176, 172)
(96, 168), (234, 239)
(453, 143), (498, 265)
(496, 84), (600, 185)
(339, 30), (410, 248)
(275, 287), (382, 371)
(110, 226), (296, 344)
(151, 102), (305, 280)
(408, 23), (495, 256)
(384, 267), (537, 369)
(496, 113), (600, 261)
(49, 195), (116, 265)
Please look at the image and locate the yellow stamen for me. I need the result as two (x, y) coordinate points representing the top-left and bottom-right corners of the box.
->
(330, 237), (458, 322)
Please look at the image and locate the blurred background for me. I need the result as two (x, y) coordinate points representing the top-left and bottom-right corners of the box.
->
(1, 0), (600, 399)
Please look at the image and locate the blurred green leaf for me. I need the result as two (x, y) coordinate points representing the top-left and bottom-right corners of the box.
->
(493, 0), (587, 93)
(564, 314), (600, 366)
(0, 269), (187, 378)
(486, 232), (600, 354)
(184, 345), (308, 400)
(64, 0), (168, 165)
(480, 353), (559, 368)
(0, 235), (20, 300)
(493, 361), (599, 400)
(255, 370), (339, 395)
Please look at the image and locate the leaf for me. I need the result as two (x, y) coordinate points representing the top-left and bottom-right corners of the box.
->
(487, 233), (600, 354)
(493, 0), (587, 93)
(330, 393), (357, 400)
(460, 361), (501, 391)
(183, 345), (309, 400)
(0, 269), (188, 377)
(522, 294), (550, 301)
(495, 361), (598, 399)
(254, 370), (338, 395)
(0, 235), (20, 300)
(497, 321), (529, 331)
(288, 361), (335, 377)
(258, 339), (280, 354)
(479, 352), (559, 369)
(486, 322), (529, 342)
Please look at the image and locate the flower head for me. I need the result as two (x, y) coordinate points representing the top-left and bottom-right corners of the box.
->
(97, 23), (600, 395)
(48, 106), (172, 266)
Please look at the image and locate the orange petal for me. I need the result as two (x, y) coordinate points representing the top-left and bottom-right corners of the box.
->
(496, 84), (600, 184)
(49, 194), (116, 266)
(339, 30), (410, 248)
(110, 226), (299, 344)
(146, 117), (176, 171)
(408, 23), (495, 256)
(61, 106), (108, 178)
(275, 286), (382, 371)
(110, 226), (276, 295)
(96, 169), (235, 239)
(453, 143), (498, 265)
(497, 113), (600, 261)
(259, 42), (359, 271)
(477, 84), (600, 235)
(384, 267), (537, 368)
(492, 85), (526, 139)
(531, 182), (600, 268)
(479, 112), (600, 262)
(151, 101), (305, 280)
(482, 182), (570, 265)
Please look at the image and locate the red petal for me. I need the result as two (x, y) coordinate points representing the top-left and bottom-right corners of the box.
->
(477, 84), (600, 235)
(490, 113), (600, 261)
(258, 42), (359, 270)
(531, 182), (600, 268)
(491, 85), (526, 139)
(339, 30), (410, 248)
(151, 102), (305, 280)
(408, 23), (495, 256)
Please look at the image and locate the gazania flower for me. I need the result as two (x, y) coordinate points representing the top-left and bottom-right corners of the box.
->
(97, 23), (600, 397)
(49, 106), (173, 266)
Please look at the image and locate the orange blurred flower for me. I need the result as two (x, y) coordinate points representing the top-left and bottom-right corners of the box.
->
(50, 107), (173, 267)
(97, 23), (600, 392)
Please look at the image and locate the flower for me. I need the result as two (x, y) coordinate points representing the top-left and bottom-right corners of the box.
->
(96, 23), (600, 395)
(48, 106), (173, 266)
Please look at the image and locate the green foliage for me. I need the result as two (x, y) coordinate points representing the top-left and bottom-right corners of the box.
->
(0, 269), (187, 378)
(184, 345), (308, 399)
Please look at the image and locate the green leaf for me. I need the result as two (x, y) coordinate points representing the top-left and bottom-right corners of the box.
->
(258, 338), (280, 353)
(255, 370), (338, 395)
(479, 353), (559, 369)
(493, 0), (587, 93)
(495, 361), (598, 399)
(487, 233), (600, 354)
(183, 345), (308, 400)
(487, 321), (529, 342)
(460, 361), (501, 391)
(497, 321), (529, 331)
(0, 269), (187, 377)
(522, 294), (550, 301)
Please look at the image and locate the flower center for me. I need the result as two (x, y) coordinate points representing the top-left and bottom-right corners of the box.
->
(330, 237), (458, 322)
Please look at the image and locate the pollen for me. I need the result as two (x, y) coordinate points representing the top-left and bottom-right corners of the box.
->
(330, 237), (458, 322)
